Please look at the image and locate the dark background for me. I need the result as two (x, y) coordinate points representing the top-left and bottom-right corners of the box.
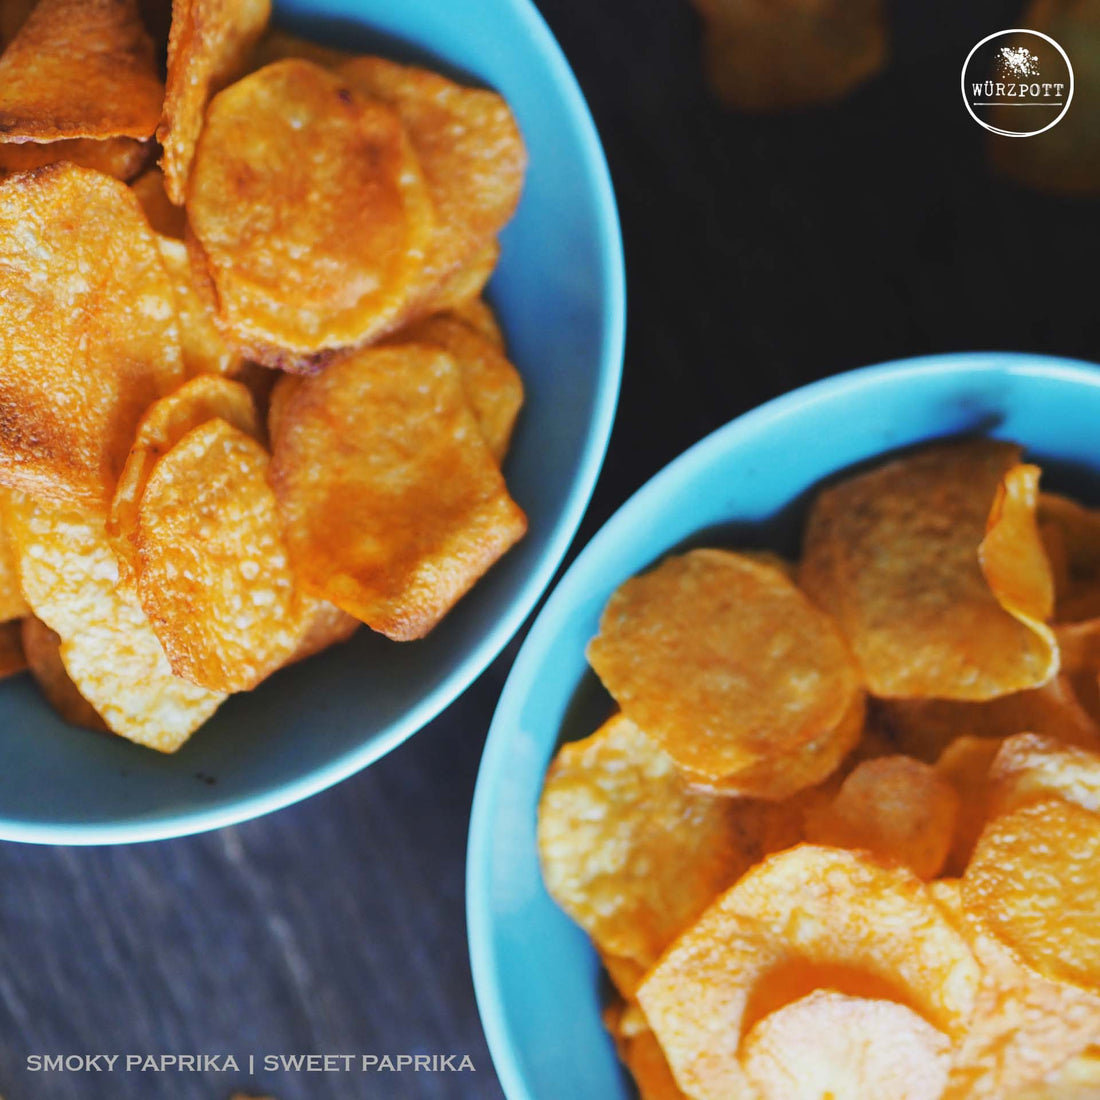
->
(2, 0), (1098, 1097)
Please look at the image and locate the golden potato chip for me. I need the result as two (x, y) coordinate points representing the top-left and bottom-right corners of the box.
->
(988, 732), (1100, 817)
(21, 616), (106, 732)
(447, 295), (505, 350)
(963, 797), (1100, 993)
(803, 754), (959, 879)
(265, 373), (301, 445)
(425, 236), (501, 315)
(284, 598), (358, 666)
(268, 343), (527, 641)
(158, 0), (272, 204)
(935, 735), (1004, 876)
(1028, 1050), (1100, 1098)
(131, 167), (187, 239)
(693, 0), (888, 113)
(0, 136), (150, 180)
(800, 440), (1058, 700)
(638, 846), (979, 1100)
(538, 714), (787, 973)
(0, 507), (28, 623)
(400, 315), (523, 462)
(0, 0), (163, 140)
(740, 990), (951, 1100)
(136, 417), (311, 692)
(3, 494), (224, 751)
(933, 879), (1100, 1100)
(587, 549), (864, 800)
(338, 56), (525, 305)
(108, 374), (259, 572)
(0, 164), (184, 508)
(187, 59), (433, 367)
(1040, 491), (1100, 618)
(876, 675), (1100, 762)
(0, 618), (25, 678)
(1056, 619), (1100, 675)
(600, 951), (649, 1000)
(605, 999), (687, 1100)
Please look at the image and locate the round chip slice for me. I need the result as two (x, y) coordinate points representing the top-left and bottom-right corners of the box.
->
(988, 732), (1100, 817)
(446, 295), (505, 350)
(0, 619), (25, 679)
(740, 991), (951, 1100)
(187, 59), (433, 365)
(637, 845), (979, 1100)
(0, 136), (150, 180)
(935, 735), (1005, 876)
(21, 616), (106, 732)
(587, 549), (864, 800)
(136, 417), (308, 692)
(962, 797), (1100, 993)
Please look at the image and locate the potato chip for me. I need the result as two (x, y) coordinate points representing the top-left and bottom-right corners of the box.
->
(268, 343), (527, 640)
(131, 167), (187, 239)
(605, 999), (687, 1100)
(245, 27), (351, 70)
(639, 846), (978, 1100)
(0, 136), (150, 180)
(400, 315), (522, 462)
(740, 990), (951, 1100)
(3, 494), (224, 751)
(693, 0), (888, 113)
(989, 732), (1100, 817)
(1056, 619), (1100, 675)
(935, 735), (1004, 876)
(0, 507), (28, 623)
(425, 236), (501, 315)
(601, 951), (649, 1000)
(136, 417), (311, 692)
(108, 374), (259, 572)
(265, 373), (301, 445)
(158, 0), (272, 204)
(804, 754), (959, 879)
(1041, 491), (1100, 612)
(0, 619), (25, 678)
(587, 549), (864, 800)
(933, 879), (1100, 1100)
(284, 597), (358, 666)
(876, 675), (1100, 763)
(963, 797), (1100, 993)
(0, 0), (163, 140)
(1029, 1050), (1100, 1098)
(187, 59), (433, 367)
(447, 295), (505, 350)
(338, 57), (525, 306)
(21, 616), (106, 732)
(538, 714), (788, 973)
(801, 440), (1060, 700)
(0, 164), (184, 508)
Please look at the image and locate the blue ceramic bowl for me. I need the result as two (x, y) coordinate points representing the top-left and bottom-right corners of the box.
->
(467, 352), (1100, 1100)
(0, 0), (624, 844)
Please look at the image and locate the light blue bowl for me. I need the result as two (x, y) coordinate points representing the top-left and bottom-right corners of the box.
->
(0, 0), (624, 844)
(467, 352), (1100, 1100)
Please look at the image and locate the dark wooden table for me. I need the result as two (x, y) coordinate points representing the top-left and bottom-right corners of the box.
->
(2, 1), (1098, 1097)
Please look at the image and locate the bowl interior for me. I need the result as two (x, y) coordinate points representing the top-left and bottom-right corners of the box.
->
(467, 352), (1100, 1100)
(0, 0), (623, 843)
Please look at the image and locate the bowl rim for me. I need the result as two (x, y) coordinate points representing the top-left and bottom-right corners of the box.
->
(0, 0), (625, 847)
(466, 350), (1100, 1100)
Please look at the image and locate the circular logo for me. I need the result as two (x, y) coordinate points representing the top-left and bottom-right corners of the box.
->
(961, 29), (1073, 137)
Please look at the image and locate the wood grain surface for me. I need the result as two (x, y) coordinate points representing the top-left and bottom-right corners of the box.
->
(2, 0), (1098, 1097)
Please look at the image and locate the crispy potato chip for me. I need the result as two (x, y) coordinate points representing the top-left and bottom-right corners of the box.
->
(425, 236), (500, 315)
(601, 951), (649, 1000)
(447, 295), (505, 350)
(284, 597), (358, 666)
(804, 754), (959, 879)
(587, 549), (864, 800)
(933, 879), (1100, 1100)
(876, 675), (1100, 762)
(989, 732), (1100, 818)
(0, 0), (163, 140)
(963, 797), (1100, 993)
(0, 618), (25, 678)
(400, 315), (522, 462)
(131, 167), (187, 238)
(136, 417), (311, 692)
(0, 506), (28, 623)
(801, 439), (1059, 700)
(269, 343), (526, 640)
(740, 990), (951, 1100)
(1029, 1050), (1100, 1098)
(935, 735), (1004, 876)
(265, 373), (301, 444)
(3, 494), (224, 751)
(638, 846), (979, 1100)
(158, 0), (272, 204)
(605, 999), (687, 1100)
(693, 0), (888, 113)
(21, 616), (106, 732)
(338, 57), (525, 306)
(1040, 491), (1100, 620)
(0, 136), (150, 180)
(0, 164), (184, 508)
(1055, 619), (1100, 676)
(108, 374), (259, 572)
(538, 714), (789, 973)
(187, 60), (433, 367)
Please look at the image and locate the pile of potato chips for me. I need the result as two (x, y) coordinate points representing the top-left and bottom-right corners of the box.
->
(538, 439), (1100, 1099)
(0, 0), (528, 751)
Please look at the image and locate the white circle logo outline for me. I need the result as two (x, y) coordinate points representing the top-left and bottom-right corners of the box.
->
(961, 29), (1074, 138)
